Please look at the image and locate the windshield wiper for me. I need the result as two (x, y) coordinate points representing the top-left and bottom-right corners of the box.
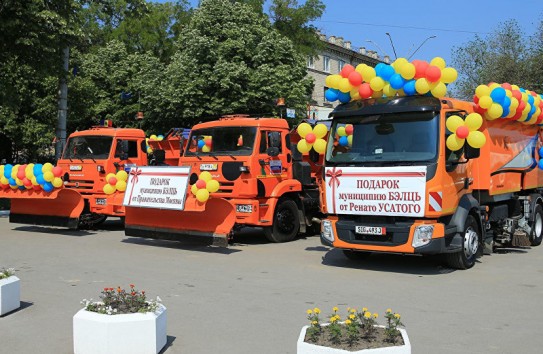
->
(208, 152), (219, 160)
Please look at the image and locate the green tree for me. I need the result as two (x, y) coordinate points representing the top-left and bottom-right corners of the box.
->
(152, 0), (314, 131)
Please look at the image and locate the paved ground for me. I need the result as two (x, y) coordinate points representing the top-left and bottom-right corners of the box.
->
(1, 215), (543, 354)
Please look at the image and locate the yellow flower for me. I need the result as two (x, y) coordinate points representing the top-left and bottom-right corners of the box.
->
(386, 308), (392, 313)
(306, 309), (313, 315)
(364, 312), (371, 319)
(312, 320), (318, 325)
(330, 316), (337, 323)
(333, 306), (339, 312)
(350, 308), (357, 313)
(314, 308), (321, 314)
(334, 315), (341, 321)
(362, 307), (368, 312)
(373, 313), (378, 319)
(394, 313), (401, 319)
(345, 319), (352, 325)
(349, 314), (356, 320)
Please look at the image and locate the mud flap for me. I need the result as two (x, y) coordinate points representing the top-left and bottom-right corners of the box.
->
(3, 189), (85, 229)
(124, 198), (236, 247)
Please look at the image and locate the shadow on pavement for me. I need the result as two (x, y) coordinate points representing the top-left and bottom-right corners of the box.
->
(159, 335), (176, 354)
(121, 237), (242, 255)
(321, 248), (456, 275)
(12, 226), (96, 237)
(1, 301), (34, 317)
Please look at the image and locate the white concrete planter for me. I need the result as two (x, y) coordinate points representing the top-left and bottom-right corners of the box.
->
(297, 324), (411, 354)
(0, 275), (20, 316)
(73, 303), (167, 354)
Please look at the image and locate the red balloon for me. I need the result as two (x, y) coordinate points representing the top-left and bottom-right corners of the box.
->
(345, 124), (354, 135)
(456, 126), (469, 139)
(474, 104), (486, 115)
(340, 64), (355, 78)
(348, 71), (362, 86)
(33, 185), (41, 191)
(536, 113), (543, 125)
(473, 95), (479, 104)
(501, 83), (512, 91)
(205, 138), (212, 147)
(425, 65), (441, 82)
(512, 90), (522, 101)
(17, 170), (25, 180)
(414, 61), (429, 79)
(305, 133), (316, 144)
(23, 178), (32, 187)
(358, 83), (373, 99)
(108, 177), (117, 185)
(518, 100), (526, 112)
(195, 179), (206, 189)
(52, 166), (63, 177)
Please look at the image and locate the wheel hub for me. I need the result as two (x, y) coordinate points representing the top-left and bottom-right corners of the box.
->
(535, 213), (542, 237)
(464, 227), (478, 258)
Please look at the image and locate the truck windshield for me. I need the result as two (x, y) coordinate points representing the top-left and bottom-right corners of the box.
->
(185, 127), (257, 156)
(63, 136), (113, 160)
(326, 112), (438, 165)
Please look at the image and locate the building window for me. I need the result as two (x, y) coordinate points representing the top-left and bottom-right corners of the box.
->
(338, 60), (345, 72)
(307, 56), (314, 69)
(323, 56), (330, 72)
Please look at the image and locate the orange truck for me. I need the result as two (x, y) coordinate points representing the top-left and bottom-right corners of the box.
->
(320, 95), (543, 269)
(123, 115), (326, 246)
(0, 126), (164, 228)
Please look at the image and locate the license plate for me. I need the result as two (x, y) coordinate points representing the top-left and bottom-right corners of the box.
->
(200, 163), (218, 171)
(96, 198), (107, 206)
(236, 204), (253, 213)
(70, 165), (82, 171)
(355, 226), (385, 235)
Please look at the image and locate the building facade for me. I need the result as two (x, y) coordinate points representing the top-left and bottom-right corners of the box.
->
(306, 32), (387, 120)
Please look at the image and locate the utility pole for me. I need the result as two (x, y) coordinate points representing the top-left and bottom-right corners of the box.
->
(55, 47), (69, 161)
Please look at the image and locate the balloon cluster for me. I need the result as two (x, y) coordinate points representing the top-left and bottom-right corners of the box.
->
(296, 123), (328, 154)
(538, 147), (543, 170)
(325, 57), (458, 103)
(473, 83), (543, 124)
(190, 171), (220, 203)
(146, 134), (164, 154)
(102, 170), (128, 195)
(445, 113), (486, 151)
(0, 163), (63, 192)
(197, 136), (212, 152)
(336, 124), (354, 147)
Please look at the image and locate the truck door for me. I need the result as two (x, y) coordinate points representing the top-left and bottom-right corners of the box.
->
(113, 139), (142, 170)
(257, 130), (289, 197)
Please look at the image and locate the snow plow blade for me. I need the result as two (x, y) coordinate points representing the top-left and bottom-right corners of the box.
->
(1, 189), (85, 229)
(124, 198), (236, 247)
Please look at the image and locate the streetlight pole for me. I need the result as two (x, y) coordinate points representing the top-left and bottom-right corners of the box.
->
(385, 32), (398, 60)
(365, 40), (389, 59)
(407, 35), (437, 60)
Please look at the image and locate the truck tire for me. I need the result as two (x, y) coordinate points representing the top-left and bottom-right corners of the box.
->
(342, 250), (371, 261)
(264, 199), (300, 243)
(444, 215), (480, 269)
(530, 204), (543, 246)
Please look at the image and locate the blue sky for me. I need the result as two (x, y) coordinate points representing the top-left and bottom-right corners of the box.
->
(159, 0), (542, 66)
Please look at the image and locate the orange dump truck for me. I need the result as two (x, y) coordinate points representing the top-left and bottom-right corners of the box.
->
(0, 126), (150, 228)
(320, 95), (543, 269)
(124, 116), (326, 246)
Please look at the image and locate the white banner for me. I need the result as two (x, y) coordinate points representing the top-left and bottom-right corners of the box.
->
(123, 166), (191, 211)
(325, 166), (427, 217)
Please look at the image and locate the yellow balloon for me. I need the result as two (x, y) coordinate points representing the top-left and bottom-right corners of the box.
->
(15, 178), (23, 186)
(415, 78), (430, 94)
(488, 83), (500, 91)
(116, 170), (128, 182)
(116, 180), (127, 192)
(297, 122), (312, 138)
(467, 131), (486, 148)
(42, 162), (53, 173)
(370, 77), (385, 91)
(465, 113), (483, 131)
(382, 84), (397, 97)
(313, 138), (327, 154)
(25, 170), (34, 180)
(338, 78), (352, 93)
(313, 124), (328, 139)
(371, 90), (383, 98)
(1, 176), (8, 185)
(103, 184), (116, 195)
(11, 165), (19, 179)
(206, 179), (220, 193)
(475, 85), (490, 98)
(326, 74), (342, 89)
(361, 66), (376, 82)
(191, 184), (199, 196)
(106, 173), (116, 182)
(337, 126), (347, 136)
(446, 115), (464, 133)
(31, 176), (39, 186)
(150, 134), (157, 140)
(347, 135), (353, 146)
(201, 145), (211, 152)
(478, 96), (493, 109)
(355, 63), (366, 74)
(400, 63), (416, 80)
(52, 177), (63, 188)
(488, 103), (503, 119)
(297, 139), (312, 154)
(441, 68), (457, 84)
(199, 171), (212, 182)
(430, 57), (446, 69)
(430, 82), (447, 98)
(446, 135), (465, 151)
(196, 188), (210, 203)
(392, 57), (408, 71)
(43, 171), (54, 182)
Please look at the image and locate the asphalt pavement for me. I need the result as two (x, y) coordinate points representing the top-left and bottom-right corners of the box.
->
(1, 215), (543, 354)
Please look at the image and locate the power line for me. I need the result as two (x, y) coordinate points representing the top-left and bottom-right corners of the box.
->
(313, 20), (489, 35)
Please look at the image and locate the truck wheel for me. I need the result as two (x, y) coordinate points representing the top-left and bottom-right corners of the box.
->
(264, 199), (300, 243)
(444, 215), (480, 269)
(342, 250), (371, 261)
(530, 204), (543, 246)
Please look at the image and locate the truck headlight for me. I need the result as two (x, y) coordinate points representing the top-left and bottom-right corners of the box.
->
(322, 220), (334, 242)
(412, 225), (434, 248)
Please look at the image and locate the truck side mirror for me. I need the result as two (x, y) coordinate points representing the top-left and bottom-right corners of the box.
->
(464, 144), (480, 159)
(140, 140), (147, 153)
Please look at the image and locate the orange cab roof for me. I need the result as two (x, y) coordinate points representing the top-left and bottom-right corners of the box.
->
(69, 127), (145, 138)
(192, 116), (289, 130)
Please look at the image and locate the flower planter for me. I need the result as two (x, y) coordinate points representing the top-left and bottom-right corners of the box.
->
(297, 324), (411, 354)
(0, 275), (20, 316)
(73, 303), (167, 354)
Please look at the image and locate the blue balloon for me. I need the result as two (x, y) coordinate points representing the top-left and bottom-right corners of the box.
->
(158, 135), (164, 140)
(490, 87), (506, 103)
(374, 63), (386, 76)
(33, 164), (43, 176)
(520, 88), (526, 93)
(197, 140), (205, 149)
(8, 177), (16, 186)
(403, 80), (416, 96)
(539, 147), (543, 157)
(337, 91), (351, 103)
(18, 185), (26, 190)
(502, 96), (511, 109)
(4, 164), (12, 178)
(380, 65), (395, 81)
(36, 174), (46, 185)
(42, 182), (54, 193)
(389, 74), (405, 90)
(539, 159), (543, 170)
(501, 108), (510, 118)
(325, 88), (339, 102)
(528, 95), (535, 105)
(339, 136), (349, 146)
